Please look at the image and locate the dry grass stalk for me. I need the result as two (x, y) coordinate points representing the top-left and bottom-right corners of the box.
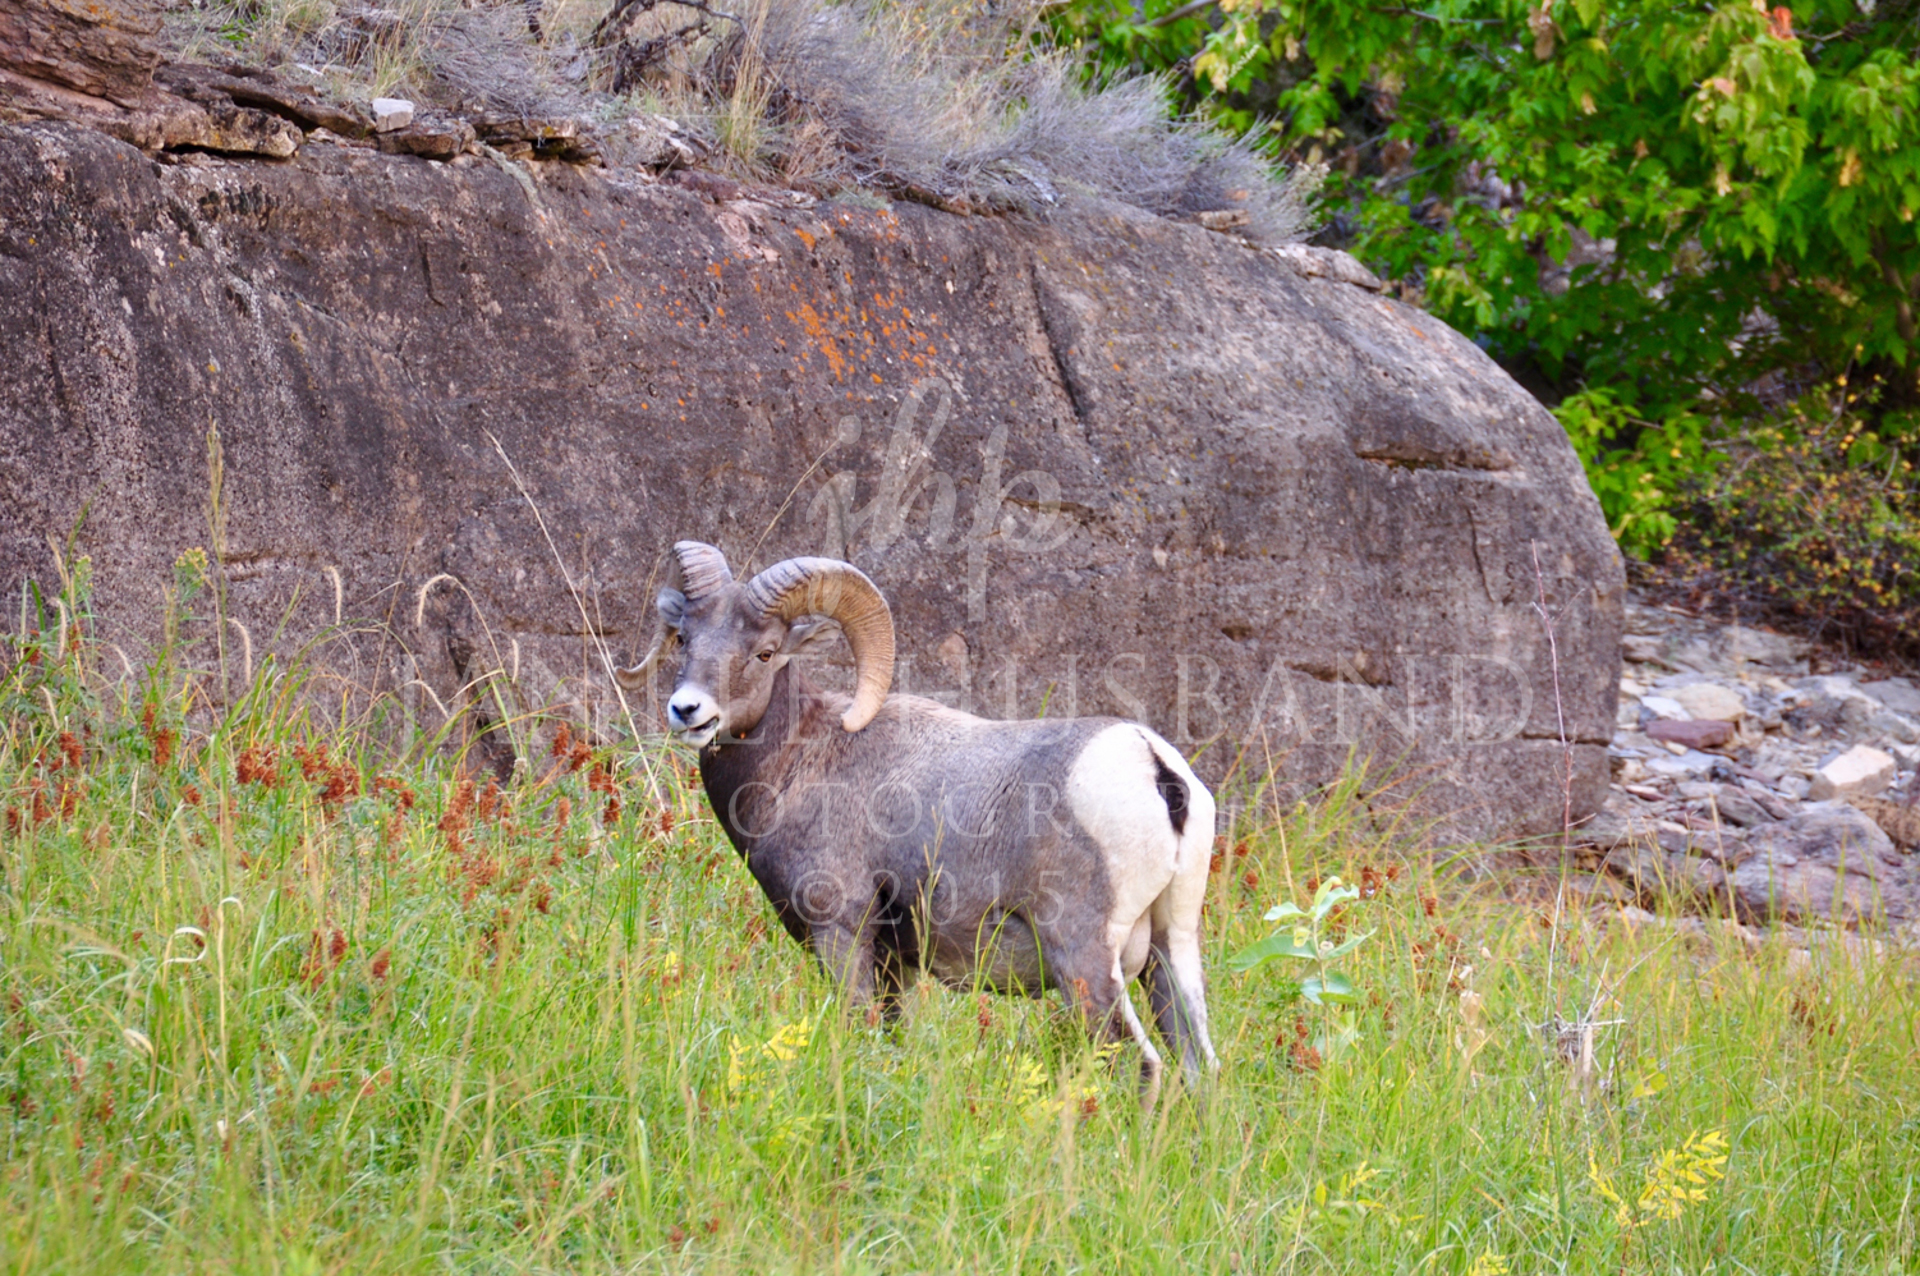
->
(168, 0), (1317, 241)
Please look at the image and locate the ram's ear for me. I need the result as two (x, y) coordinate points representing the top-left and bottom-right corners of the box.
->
(782, 616), (842, 655)
(656, 587), (687, 628)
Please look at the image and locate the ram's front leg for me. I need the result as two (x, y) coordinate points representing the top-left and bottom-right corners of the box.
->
(807, 922), (878, 1006)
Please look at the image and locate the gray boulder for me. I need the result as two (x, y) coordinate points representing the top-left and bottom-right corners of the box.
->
(0, 119), (1623, 838)
(1731, 804), (1920, 925)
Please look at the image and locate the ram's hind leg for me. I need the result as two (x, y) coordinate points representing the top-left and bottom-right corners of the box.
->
(1108, 957), (1165, 1110)
(1146, 848), (1219, 1088)
(1052, 945), (1164, 1110)
(1143, 935), (1213, 1087)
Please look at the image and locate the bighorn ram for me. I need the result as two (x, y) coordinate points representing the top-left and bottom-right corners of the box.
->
(616, 542), (1218, 1099)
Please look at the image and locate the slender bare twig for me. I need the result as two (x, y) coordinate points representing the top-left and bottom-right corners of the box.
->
(485, 432), (664, 805)
(1372, 6), (1503, 24)
(592, 0), (739, 48)
(741, 439), (840, 575)
(1145, 0), (1218, 27)
(1530, 540), (1574, 842)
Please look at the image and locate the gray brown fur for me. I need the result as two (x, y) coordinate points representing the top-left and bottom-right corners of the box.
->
(631, 542), (1219, 1102)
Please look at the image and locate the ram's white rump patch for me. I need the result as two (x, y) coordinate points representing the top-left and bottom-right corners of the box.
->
(1065, 724), (1218, 1082)
(1066, 725), (1184, 955)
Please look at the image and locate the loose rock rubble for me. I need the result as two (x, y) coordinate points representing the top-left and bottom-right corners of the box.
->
(1571, 598), (1920, 934)
(1, 0), (629, 168)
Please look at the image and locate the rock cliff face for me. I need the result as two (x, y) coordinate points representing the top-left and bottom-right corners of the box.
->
(0, 120), (1623, 837)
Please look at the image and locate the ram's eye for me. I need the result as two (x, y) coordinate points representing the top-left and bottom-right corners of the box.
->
(756, 650), (774, 663)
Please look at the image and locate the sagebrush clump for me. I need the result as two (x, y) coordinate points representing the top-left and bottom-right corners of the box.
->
(175, 0), (1317, 240)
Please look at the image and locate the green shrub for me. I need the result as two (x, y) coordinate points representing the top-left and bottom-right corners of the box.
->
(1056, 1), (1920, 620)
(1663, 382), (1920, 654)
(1554, 387), (1722, 561)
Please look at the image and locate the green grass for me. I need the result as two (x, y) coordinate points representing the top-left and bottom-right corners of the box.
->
(3, 575), (1919, 1274)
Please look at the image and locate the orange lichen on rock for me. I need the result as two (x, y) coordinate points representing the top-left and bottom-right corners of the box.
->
(793, 302), (848, 380)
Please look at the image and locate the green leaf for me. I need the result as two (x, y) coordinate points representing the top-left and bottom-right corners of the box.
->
(1300, 973), (1357, 1006)
(1310, 881), (1359, 923)
(1320, 929), (1376, 962)
(1262, 901), (1307, 922)
(1316, 1011), (1362, 1055)
(1227, 932), (1319, 972)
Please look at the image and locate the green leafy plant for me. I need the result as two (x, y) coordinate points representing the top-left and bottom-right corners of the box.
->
(1555, 387), (1722, 559)
(1230, 874), (1373, 1053)
(1665, 382), (1920, 649)
(1056, 1), (1920, 563)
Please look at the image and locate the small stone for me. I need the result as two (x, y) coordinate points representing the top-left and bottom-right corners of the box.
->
(1197, 208), (1252, 231)
(1672, 682), (1745, 722)
(477, 113), (579, 142)
(192, 104), (303, 158)
(1796, 673), (1862, 696)
(1869, 709), (1920, 745)
(1645, 750), (1718, 780)
(1671, 640), (1715, 671)
(1731, 803), (1916, 924)
(1789, 674), (1880, 738)
(1603, 844), (1725, 905)
(376, 119), (475, 160)
(372, 98), (414, 132)
(1639, 694), (1687, 721)
(1736, 783), (1798, 822)
(1571, 793), (1665, 850)
(1853, 797), (1920, 850)
(1718, 626), (1807, 667)
(1647, 718), (1733, 750)
(1807, 744), (1897, 801)
(633, 115), (710, 168)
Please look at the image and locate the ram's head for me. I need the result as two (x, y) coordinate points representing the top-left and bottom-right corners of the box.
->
(615, 542), (896, 746)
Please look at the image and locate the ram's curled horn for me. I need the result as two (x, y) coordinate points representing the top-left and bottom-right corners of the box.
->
(745, 557), (896, 732)
(671, 540), (734, 601)
(611, 629), (672, 690)
(612, 541), (715, 690)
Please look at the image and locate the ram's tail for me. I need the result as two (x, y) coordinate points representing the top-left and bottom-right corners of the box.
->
(1141, 733), (1219, 1086)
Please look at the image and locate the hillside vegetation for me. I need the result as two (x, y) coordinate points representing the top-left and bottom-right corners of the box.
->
(171, 0), (1317, 241)
(1060, 0), (1920, 653)
(3, 566), (1916, 1272)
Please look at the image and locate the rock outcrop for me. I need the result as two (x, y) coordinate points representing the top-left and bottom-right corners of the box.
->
(0, 0), (319, 157)
(0, 109), (1623, 837)
(1573, 599), (1920, 927)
